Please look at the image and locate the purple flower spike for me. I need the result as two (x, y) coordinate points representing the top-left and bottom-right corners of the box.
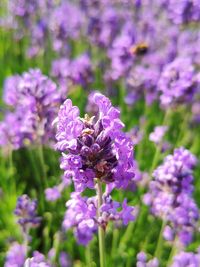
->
(171, 250), (200, 267)
(5, 242), (26, 267)
(14, 195), (41, 231)
(1, 69), (62, 149)
(144, 147), (199, 246)
(24, 251), (52, 267)
(136, 252), (159, 267)
(159, 58), (199, 108)
(149, 126), (168, 144)
(63, 192), (136, 245)
(55, 93), (135, 192)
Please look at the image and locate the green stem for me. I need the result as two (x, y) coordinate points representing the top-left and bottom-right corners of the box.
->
(150, 109), (171, 174)
(111, 228), (119, 261)
(96, 180), (106, 267)
(150, 144), (161, 174)
(38, 145), (48, 188)
(166, 237), (178, 267)
(119, 222), (135, 250)
(85, 243), (92, 267)
(154, 220), (166, 259)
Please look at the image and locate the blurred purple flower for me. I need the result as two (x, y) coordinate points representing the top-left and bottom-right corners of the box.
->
(159, 58), (199, 108)
(14, 194), (41, 231)
(149, 126), (168, 144)
(171, 250), (200, 267)
(45, 186), (61, 202)
(144, 147), (199, 246)
(136, 252), (159, 267)
(1, 69), (61, 147)
(24, 251), (52, 267)
(5, 242), (26, 267)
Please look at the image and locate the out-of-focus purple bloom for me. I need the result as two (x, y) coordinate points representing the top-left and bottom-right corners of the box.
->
(127, 126), (143, 146)
(59, 252), (71, 267)
(45, 186), (61, 202)
(3, 75), (20, 106)
(167, 0), (200, 24)
(106, 23), (135, 80)
(49, 2), (84, 53)
(27, 19), (48, 58)
(24, 251), (52, 267)
(51, 54), (93, 99)
(159, 58), (199, 108)
(51, 58), (71, 99)
(9, 0), (38, 17)
(149, 126), (168, 144)
(144, 147), (199, 246)
(86, 7), (121, 48)
(55, 93), (135, 192)
(136, 252), (159, 267)
(171, 250), (200, 267)
(0, 111), (23, 150)
(5, 242), (26, 267)
(125, 66), (159, 106)
(2, 69), (61, 147)
(70, 54), (93, 87)
(163, 225), (174, 241)
(177, 30), (200, 66)
(14, 194), (41, 231)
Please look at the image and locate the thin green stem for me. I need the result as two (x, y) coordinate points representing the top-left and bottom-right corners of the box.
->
(96, 180), (106, 267)
(85, 243), (92, 267)
(154, 220), (166, 259)
(150, 109), (171, 174)
(38, 145), (48, 188)
(166, 237), (178, 267)
(119, 221), (135, 250)
(111, 228), (119, 261)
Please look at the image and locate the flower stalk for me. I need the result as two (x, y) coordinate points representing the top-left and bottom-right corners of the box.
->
(96, 179), (106, 267)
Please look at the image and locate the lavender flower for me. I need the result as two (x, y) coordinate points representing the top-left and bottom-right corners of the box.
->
(149, 126), (168, 144)
(136, 252), (159, 267)
(3, 75), (20, 106)
(0, 111), (23, 150)
(86, 7), (120, 48)
(14, 194), (41, 231)
(171, 249), (200, 267)
(125, 66), (159, 106)
(45, 186), (61, 202)
(55, 93), (134, 192)
(158, 58), (199, 108)
(63, 192), (136, 245)
(49, 2), (84, 53)
(51, 58), (71, 99)
(2, 69), (61, 147)
(51, 54), (93, 99)
(59, 252), (71, 267)
(107, 23), (135, 80)
(167, 0), (200, 24)
(63, 192), (97, 245)
(144, 147), (199, 246)
(127, 126), (143, 146)
(24, 251), (52, 267)
(5, 242), (26, 267)
(70, 54), (93, 87)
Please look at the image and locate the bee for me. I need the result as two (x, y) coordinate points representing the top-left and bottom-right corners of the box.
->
(129, 42), (149, 56)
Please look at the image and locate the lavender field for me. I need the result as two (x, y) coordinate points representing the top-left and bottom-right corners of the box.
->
(1, 1), (200, 266)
